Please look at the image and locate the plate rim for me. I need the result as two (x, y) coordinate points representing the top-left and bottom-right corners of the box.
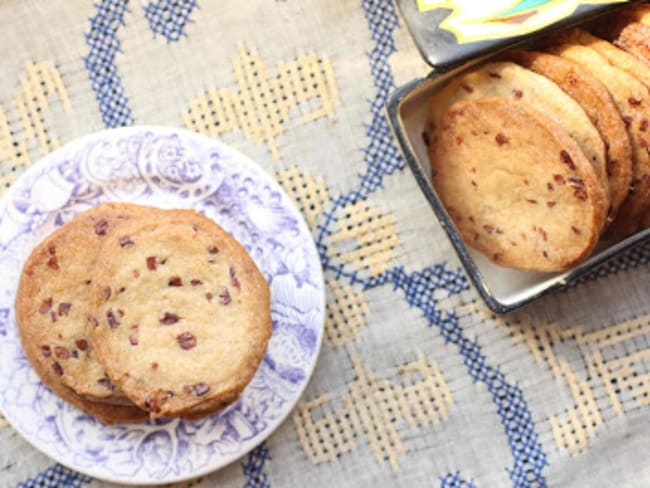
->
(0, 125), (326, 485)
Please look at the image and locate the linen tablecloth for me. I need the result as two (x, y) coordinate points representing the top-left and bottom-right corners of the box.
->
(1, 1), (649, 487)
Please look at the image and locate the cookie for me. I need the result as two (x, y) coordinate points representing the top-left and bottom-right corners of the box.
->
(509, 50), (632, 225)
(89, 212), (271, 418)
(16, 202), (152, 405)
(613, 22), (650, 66)
(19, 318), (147, 424)
(558, 29), (650, 88)
(429, 97), (603, 272)
(547, 42), (650, 238)
(427, 61), (609, 231)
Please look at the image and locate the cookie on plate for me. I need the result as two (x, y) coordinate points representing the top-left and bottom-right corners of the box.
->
(427, 61), (609, 231)
(509, 49), (632, 225)
(90, 211), (271, 418)
(16, 202), (151, 406)
(547, 42), (650, 238)
(429, 97), (604, 272)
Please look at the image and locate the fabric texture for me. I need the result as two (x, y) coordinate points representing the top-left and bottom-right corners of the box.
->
(0, 1), (649, 487)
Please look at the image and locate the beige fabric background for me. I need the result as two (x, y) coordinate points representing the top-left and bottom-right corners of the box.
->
(0, 1), (649, 487)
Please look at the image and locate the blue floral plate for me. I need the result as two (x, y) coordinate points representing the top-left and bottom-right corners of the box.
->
(0, 127), (325, 484)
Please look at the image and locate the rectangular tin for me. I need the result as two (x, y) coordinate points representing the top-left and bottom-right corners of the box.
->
(388, 1), (650, 313)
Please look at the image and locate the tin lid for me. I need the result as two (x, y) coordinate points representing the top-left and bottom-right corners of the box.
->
(395, 0), (630, 70)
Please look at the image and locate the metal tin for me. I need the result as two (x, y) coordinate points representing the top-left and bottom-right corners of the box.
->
(395, 0), (629, 70)
(387, 2), (650, 313)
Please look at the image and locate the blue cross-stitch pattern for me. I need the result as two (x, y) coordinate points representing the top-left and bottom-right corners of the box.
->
(143, 0), (198, 42)
(242, 443), (271, 488)
(389, 267), (547, 486)
(310, 0), (550, 485)
(84, 0), (133, 128)
(440, 472), (476, 488)
(16, 464), (91, 488)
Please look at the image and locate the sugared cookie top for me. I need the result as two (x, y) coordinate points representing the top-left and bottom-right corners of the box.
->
(90, 211), (271, 418)
(427, 61), (609, 230)
(429, 97), (603, 272)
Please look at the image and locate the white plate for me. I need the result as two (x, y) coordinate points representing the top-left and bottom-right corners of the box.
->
(0, 126), (325, 484)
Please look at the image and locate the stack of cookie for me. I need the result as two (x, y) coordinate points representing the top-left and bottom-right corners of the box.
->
(427, 4), (650, 272)
(16, 203), (271, 424)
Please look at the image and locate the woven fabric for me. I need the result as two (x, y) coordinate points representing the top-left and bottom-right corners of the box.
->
(0, 1), (649, 487)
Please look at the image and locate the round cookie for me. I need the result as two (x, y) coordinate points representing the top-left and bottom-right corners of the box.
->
(16, 202), (152, 405)
(559, 29), (650, 89)
(429, 97), (604, 272)
(547, 42), (650, 238)
(509, 50), (632, 225)
(90, 212), (271, 419)
(427, 61), (609, 231)
(609, 22), (650, 66)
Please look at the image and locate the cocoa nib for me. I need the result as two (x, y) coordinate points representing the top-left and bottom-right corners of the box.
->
(488, 72), (502, 79)
(230, 266), (241, 290)
(39, 298), (53, 314)
(106, 310), (120, 328)
(571, 226), (581, 235)
(219, 288), (232, 305)
(177, 332), (197, 350)
(205, 293), (214, 302)
(628, 97), (642, 106)
(512, 89), (523, 99)
(103, 286), (111, 301)
(560, 150), (575, 170)
(97, 377), (115, 391)
(461, 84), (473, 93)
(54, 346), (70, 359)
(190, 279), (203, 286)
(568, 176), (588, 201)
(58, 302), (71, 316)
(144, 391), (174, 413)
(546, 201), (556, 208)
(160, 312), (180, 325)
(48, 244), (56, 255)
(129, 335), (138, 346)
(208, 245), (219, 255)
(495, 133), (509, 146)
(47, 256), (59, 270)
(119, 235), (134, 247)
(483, 225), (494, 234)
(41, 345), (51, 357)
(95, 219), (109, 235)
(75, 339), (89, 351)
(184, 383), (210, 397)
(52, 362), (63, 376)
(168, 276), (183, 287)
(641, 118), (649, 132)
(553, 174), (566, 185)
(146, 256), (157, 270)
(151, 362), (159, 370)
